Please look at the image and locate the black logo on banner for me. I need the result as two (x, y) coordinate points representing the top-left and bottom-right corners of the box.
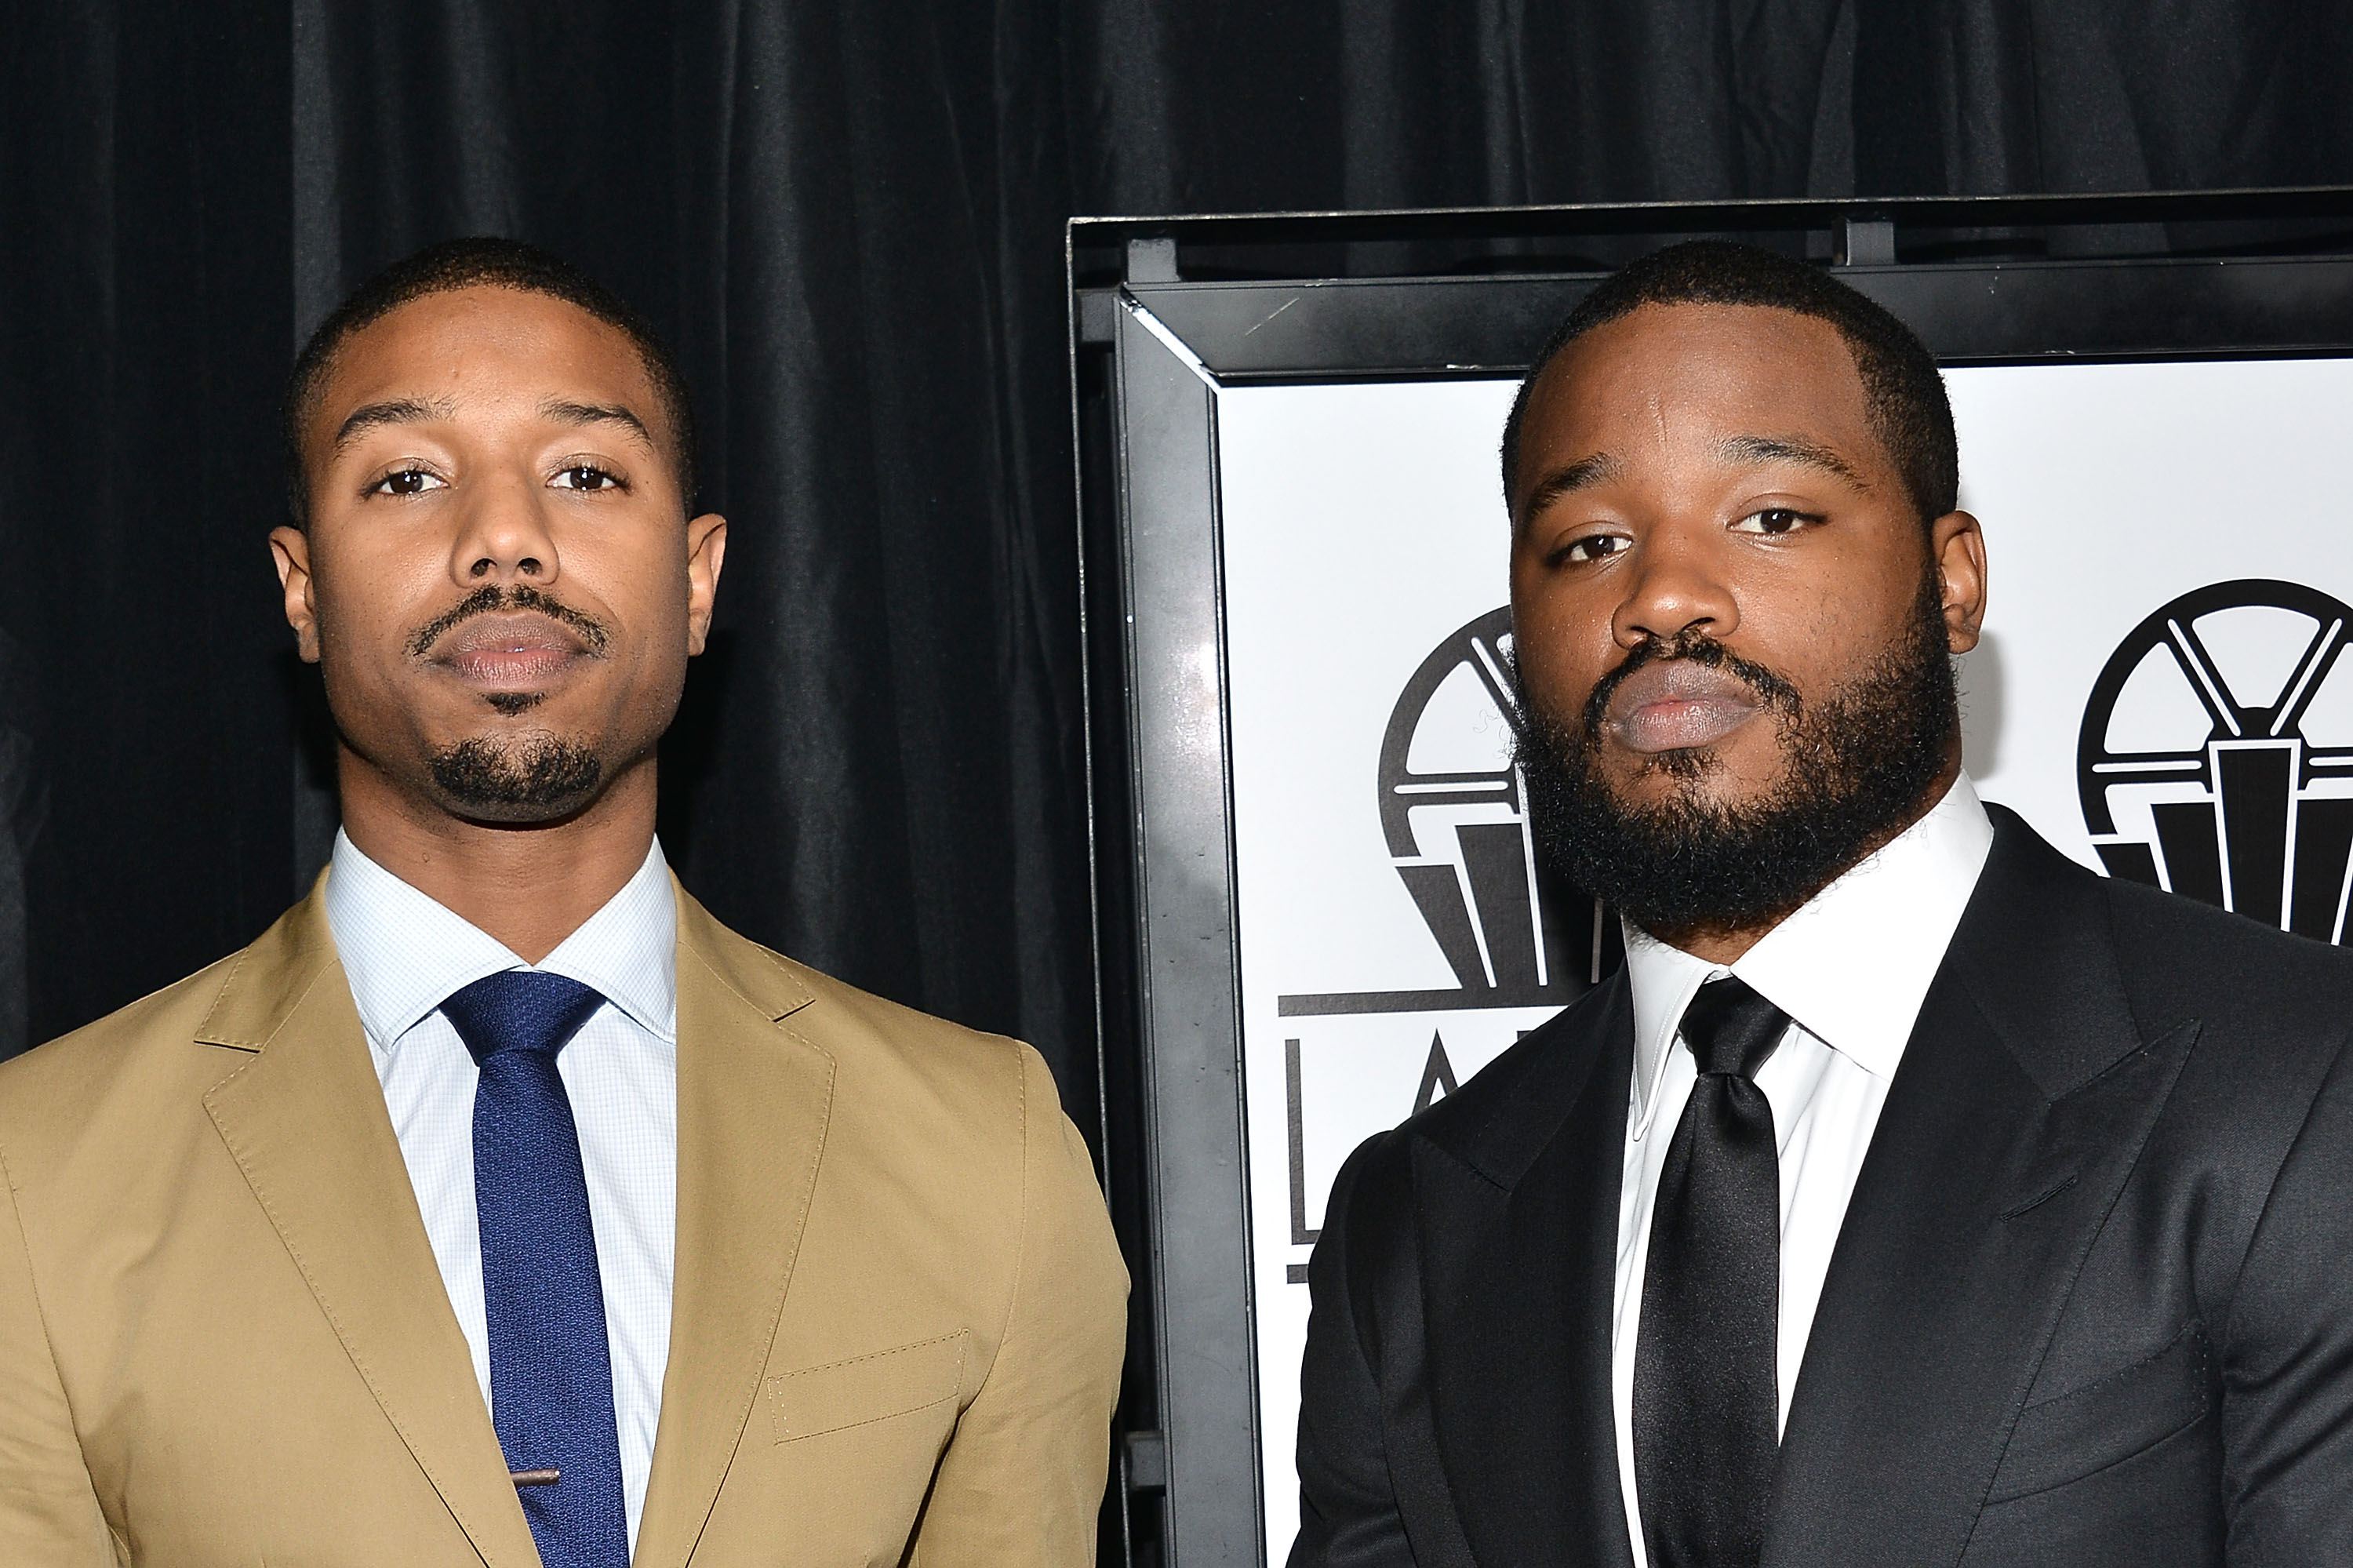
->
(1275, 610), (1620, 1278)
(1277, 608), (1620, 1018)
(2078, 579), (2353, 943)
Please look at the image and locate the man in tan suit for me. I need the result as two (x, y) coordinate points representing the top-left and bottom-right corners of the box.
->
(0, 238), (1127, 1566)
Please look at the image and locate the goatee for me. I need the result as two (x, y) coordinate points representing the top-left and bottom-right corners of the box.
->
(1514, 573), (1958, 944)
(429, 733), (604, 819)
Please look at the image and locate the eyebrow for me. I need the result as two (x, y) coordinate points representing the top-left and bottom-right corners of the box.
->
(333, 397), (456, 453)
(1714, 433), (1870, 488)
(540, 398), (656, 448)
(1517, 452), (1626, 521)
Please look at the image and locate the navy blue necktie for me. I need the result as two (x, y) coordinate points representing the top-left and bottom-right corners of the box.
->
(442, 970), (630, 1568)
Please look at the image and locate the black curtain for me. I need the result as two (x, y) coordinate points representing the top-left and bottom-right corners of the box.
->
(4, 0), (2350, 1102)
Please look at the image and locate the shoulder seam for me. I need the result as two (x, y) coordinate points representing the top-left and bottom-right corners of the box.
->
(979, 1043), (1033, 1402)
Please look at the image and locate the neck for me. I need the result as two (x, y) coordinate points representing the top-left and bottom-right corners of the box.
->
(335, 748), (658, 964)
(1646, 751), (1964, 966)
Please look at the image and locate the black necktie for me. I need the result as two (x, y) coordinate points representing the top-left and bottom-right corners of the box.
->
(1633, 975), (1789, 1568)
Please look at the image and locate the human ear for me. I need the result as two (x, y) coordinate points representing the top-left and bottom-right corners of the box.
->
(1930, 511), (1988, 654)
(684, 513), (727, 656)
(269, 526), (322, 664)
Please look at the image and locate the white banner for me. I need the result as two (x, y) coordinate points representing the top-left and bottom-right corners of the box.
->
(1216, 358), (2353, 1558)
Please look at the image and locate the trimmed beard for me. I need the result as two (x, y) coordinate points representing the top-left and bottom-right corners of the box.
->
(1514, 571), (1958, 943)
(428, 733), (604, 819)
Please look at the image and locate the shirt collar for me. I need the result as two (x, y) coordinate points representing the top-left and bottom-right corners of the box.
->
(1623, 773), (1995, 1137)
(322, 828), (678, 1055)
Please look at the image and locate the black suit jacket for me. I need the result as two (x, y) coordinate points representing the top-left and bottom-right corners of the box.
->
(1293, 808), (2353, 1566)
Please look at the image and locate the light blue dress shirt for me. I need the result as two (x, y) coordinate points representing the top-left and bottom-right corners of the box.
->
(323, 829), (677, 1548)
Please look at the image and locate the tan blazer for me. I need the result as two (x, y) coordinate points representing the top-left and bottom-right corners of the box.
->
(0, 879), (1127, 1566)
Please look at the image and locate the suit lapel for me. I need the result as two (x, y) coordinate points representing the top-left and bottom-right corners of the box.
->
(199, 890), (538, 1567)
(1766, 811), (2199, 1565)
(1417, 977), (1640, 1568)
(631, 885), (833, 1568)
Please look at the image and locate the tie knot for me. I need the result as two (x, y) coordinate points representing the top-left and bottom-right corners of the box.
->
(442, 970), (608, 1064)
(1676, 975), (1787, 1080)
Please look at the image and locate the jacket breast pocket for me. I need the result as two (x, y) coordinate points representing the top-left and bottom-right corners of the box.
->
(766, 1330), (971, 1445)
(1987, 1325), (2212, 1502)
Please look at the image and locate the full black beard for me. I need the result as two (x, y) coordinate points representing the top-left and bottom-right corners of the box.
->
(428, 733), (604, 819)
(1515, 573), (1958, 942)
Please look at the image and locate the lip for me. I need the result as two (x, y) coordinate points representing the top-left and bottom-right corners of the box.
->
(426, 613), (592, 691)
(1605, 660), (1766, 754)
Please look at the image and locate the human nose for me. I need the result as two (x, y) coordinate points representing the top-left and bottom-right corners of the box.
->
(1609, 527), (1739, 651)
(448, 474), (560, 587)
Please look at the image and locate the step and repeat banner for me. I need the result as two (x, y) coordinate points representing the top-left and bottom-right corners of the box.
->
(1216, 358), (2353, 1555)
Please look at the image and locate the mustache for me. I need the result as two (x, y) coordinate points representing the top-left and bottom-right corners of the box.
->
(1577, 627), (1802, 739)
(1513, 573), (1960, 940)
(403, 585), (611, 660)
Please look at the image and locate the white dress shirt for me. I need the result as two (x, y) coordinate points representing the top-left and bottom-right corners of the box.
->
(323, 830), (678, 1548)
(1610, 776), (1995, 1566)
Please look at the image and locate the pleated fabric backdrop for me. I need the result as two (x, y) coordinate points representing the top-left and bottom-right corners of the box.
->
(2, 0), (2350, 1110)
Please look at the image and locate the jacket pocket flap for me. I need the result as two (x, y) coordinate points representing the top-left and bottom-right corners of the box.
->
(767, 1330), (969, 1444)
(1989, 1326), (2210, 1501)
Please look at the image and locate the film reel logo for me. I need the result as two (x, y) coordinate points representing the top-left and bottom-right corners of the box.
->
(2077, 579), (2353, 943)
(1375, 607), (1614, 1000)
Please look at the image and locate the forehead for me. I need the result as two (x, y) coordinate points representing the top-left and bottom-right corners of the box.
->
(306, 285), (659, 441)
(1516, 301), (1875, 482)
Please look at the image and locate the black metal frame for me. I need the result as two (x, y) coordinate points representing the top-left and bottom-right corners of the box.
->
(1070, 188), (2353, 1567)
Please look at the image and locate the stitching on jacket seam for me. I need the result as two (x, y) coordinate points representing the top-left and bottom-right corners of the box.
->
(987, 1042), (1031, 1395)
(740, 941), (818, 1017)
(940, 1039), (1028, 1423)
(766, 1333), (971, 1442)
(773, 1330), (971, 1381)
(192, 948), (257, 1044)
(688, 937), (816, 1030)
(195, 948), (340, 1055)
(203, 1100), (494, 1551)
(773, 1388), (962, 1442)
(674, 941), (834, 1559)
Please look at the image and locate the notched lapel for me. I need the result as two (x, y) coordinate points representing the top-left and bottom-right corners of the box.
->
(1768, 814), (2201, 1567)
(1417, 978), (1639, 1568)
(631, 888), (834, 1568)
(199, 893), (536, 1567)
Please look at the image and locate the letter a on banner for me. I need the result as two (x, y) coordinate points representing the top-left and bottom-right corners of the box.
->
(1413, 1033), (1460, 1114)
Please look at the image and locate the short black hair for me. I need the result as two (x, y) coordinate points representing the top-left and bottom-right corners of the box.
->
(1500, 240), (1958, 526)
(284, 236), (694, 526)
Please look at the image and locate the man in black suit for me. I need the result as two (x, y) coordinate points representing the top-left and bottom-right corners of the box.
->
(1292, 241), (2353, 1567)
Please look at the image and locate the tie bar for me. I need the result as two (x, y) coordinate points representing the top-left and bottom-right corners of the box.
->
(509, 1468), (562, 1488)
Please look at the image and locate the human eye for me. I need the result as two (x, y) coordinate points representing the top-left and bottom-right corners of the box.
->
(550, 464), (626, 493)
(1729, 506), (1823, 537)
(364, 466), (447, 498)
(1551, 530), (1631, 566)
